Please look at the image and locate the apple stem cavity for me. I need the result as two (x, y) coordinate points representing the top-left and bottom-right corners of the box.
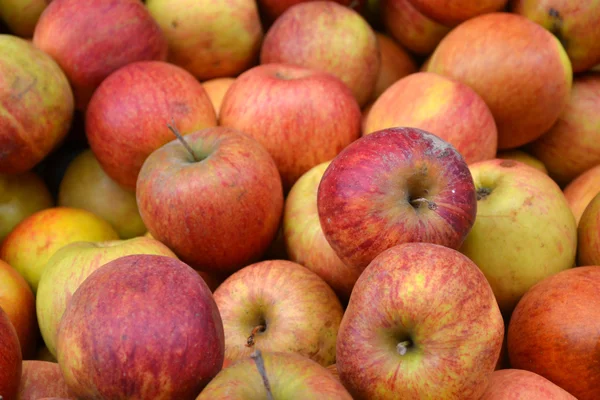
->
(246, 324), (266, 348)
(166, 119), (201, 162)
(476, 187), (493, 200)
(410, 197), (438, 211)
(396, 340), (412, 356)
(251, 349), (274, 400)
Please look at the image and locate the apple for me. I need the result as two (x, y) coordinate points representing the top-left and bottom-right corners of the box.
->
(480, 369), (577, 399)
(576, 192), (600, 265)
(0, 0), (49, 37)
(460, 159), (577, 315)
(0, 259), (37, 360)
(364, 72), (498, 165)
(136, 127), (284, 275)
(511, 0), (600, 73)
(0, 35), (74, 174)
(213, 259), (343, 367)
(219, 63), (361, 190)
(197, 351), (353, 399)
(18, 361), (75, 400)
(146, 0), (263, 81)
(57, 149), (145, 239)
(36, 237), (177, 358)
(508, 266), (600, 400)
(86, 60), (217, 190)
(256, 0), (355, 25)
(496, 150), (549, 174)
(0, 306), (21, 400)
(33, 0), (168, 110)
(0, 207), (119, 292)
(0, 171), (53, 242)
(57, 254), (225, 399)
(361, 102), (374, 134)
(563, 164), (600, 224)
(370, 32), (417, 102)
(381, 0), (450, 55)
(260, 1), (380, 107)
(337, 242), (504, 399)
(201, 77), (236, 119)
(407, 0), (508, 26)
(426, 12), (573, 150)
(317, 126), (477, 272)
(527, 73), (600, 186)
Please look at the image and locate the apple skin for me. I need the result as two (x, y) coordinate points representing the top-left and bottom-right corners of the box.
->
(197, 351), (353, 400)
(213, 259), (343, 367)
(18, 361), (75, 400)
(0, 0), (49, 38)
(146, 0), (263, 81)
(283, 161), (361, 303)
(370, 32), (417, 102)
(527, 73), (600, 186)
(408, 0), (508, 26)
(257, 0), (355, 25)
(511, 0), (600, 73)
(260, 1), (380, 107)
(136, 127), (284, 275)
(57, 149), (146, 239)
(36, 237), (178, 358)
(86, 60), (217, 190)
(317, 127), (477, 272)
(459, 159), (577, 316)
(576, 192), (600, 265)
(0, 259), (37, 360)
(426, 12), (573, 150)
(381, 0), (451, 55)
(57, 254), (225, 399)
(201, 77), (236, 119)
(0, 306), (21, 400)
(0, 171), (54, 242)
(563, 164), (600, 224)
(507, 266), (600, 400)
(33, 0), (168, 110)
(0, 35), (74, 174)
(0, 207), (119, 292)
(219, 63), (362, 190)
(337, 242), (504, 400)
(479, 369), (577, 400)
(364, 72), (498, 165)
(496, 150), (548, 174)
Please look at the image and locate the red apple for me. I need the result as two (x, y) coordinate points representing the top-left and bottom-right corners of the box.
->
(407, 0), (508, 26)
(0, 306), (21, 400)
(146, 0), (263, 81)
(381, 0), (450, 55)
(260, 1), (380, 107)
(364, 71), (498, 164)
(317, 126), (477, 272)
(201, 77), (236, 119)
(337, 242), (504, 399)
(370, 32), (417, 102)
(511, 0), (600, 73)
(508, 266), (600, 400)
(213, 259), (344, 367)
(0, 259), (37, 360)
(18, 361), (75, 400)
(283, 161), (361, 302)
(577, 192), (600, 265)
(528, 73), (600, 186)
(426, 12), (573, 150)
(563, 164), (600, 224)
(136, 127), (284, 275)
(219, 63), (361, 190)
(57, 254), (225, 399)
(257, 0), (355, 25)
(197, 351), (352, 399)
(86, 60), (217, 190)
(480, 369), (577, 399)
(33, 0), (168, 110)
(0, 35), (74, 174)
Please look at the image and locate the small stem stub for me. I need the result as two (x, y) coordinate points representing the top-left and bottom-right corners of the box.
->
(166, 119), (200, 162)
(477, 187), (492, 201)
(251, 349), (274, 400)
(397, 340), (412, 356)
(246, 324), (266, 348)
(410, 197), (438, 211)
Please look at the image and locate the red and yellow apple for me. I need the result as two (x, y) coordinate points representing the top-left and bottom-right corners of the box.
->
(18, 361), (75, 400)
(480, 369), (577, 399)
(407, 0), (508, 26)
(370, 32), (417, 102)
(496, 150), (549, 174)
(576, 191), (600, 265)
(0, 306), (21, 400)
(256, 0), (356, 25)
(563, 164), (600, 224)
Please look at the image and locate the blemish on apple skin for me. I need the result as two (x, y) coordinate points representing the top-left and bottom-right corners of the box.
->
(171, 20), (179, 28)
(499, 160), (517, 168)
(548, 8), (568, 50)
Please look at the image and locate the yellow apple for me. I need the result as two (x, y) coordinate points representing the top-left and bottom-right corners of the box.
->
(0, 0), (49, 37)
(201, 77), (236, 118)
(496, 150), (548, 174)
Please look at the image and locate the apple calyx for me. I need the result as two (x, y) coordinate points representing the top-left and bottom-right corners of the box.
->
(166, 119), (202, 162)
(251, 349), (274, 400)
(476, 187), (493, 201)
(246, 324), (267, 348)
(396, 340), (413, 356)
(410, 197), (438, 211)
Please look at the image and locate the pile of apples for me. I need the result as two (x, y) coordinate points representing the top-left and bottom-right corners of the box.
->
(1, 0), (599, 399)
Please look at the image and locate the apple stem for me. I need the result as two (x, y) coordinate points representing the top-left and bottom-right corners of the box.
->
(410, 197), (437, 211)
(397, 340), (412, 356)
(246, 324), (266, 348)
(251, 349), (274, 400)
(166, 119), (200, 162)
